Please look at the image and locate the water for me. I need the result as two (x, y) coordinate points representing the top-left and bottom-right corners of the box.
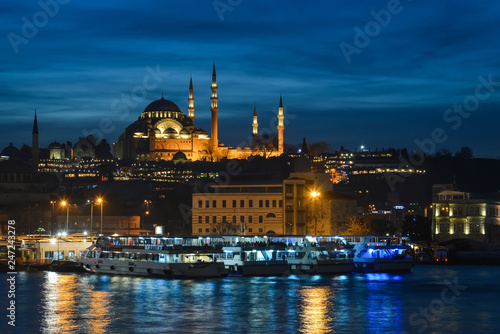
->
(1, 265), (499, 333)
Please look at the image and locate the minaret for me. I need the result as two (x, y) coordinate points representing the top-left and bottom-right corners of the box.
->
(210, 63), (219, 151)
(32, 110), (39, 168)
(188, 76), (195, 123)
(252, 103), (258, 137)
(277, 94), (285, 154)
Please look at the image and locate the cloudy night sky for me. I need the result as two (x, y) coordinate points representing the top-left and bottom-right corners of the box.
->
(1, 0), (500, 157)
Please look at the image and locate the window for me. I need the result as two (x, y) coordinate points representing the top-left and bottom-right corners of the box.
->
(198, 216), (203, 224)
(458, 207), (462, 215)
(198, 228), (202, 233)
(249, 216), (253, 223)
(249, 228), (253, 233)
(222, 215), (226, 222)
(452, 207), (457, 215)
(205, 216), (209, 224)
(198, 200), (202, 208)
(249, 200), (253, 208)
(259, 228), (263, 233)
(233, 216), (236, 223)
(240, 200), (245, 208)
(205, 228), (210, 233)
(240, 216), (245, 223)
(470, 223), (480, 233)
(205, 200), (209, 208)
(213, 200), (217, 208)
(213, 216), (217, 224)
(222, 200), (226, 208)
(233, 200), (237, 208)
(272, 200), (276, 208)
(259, 200), (263, 208)
(475, 207), (480, 215)
(456, 223), (464, 233)
(266, 200), (270, 207)
(266, 213), (276, 218)
(279, 200), (283, 208)
(259, 216), (263, 223)
(439, 223), (450, 233)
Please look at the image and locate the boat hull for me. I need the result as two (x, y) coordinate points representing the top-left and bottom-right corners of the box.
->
(225, 261), (289, 277)
(79, 258), (227, 278)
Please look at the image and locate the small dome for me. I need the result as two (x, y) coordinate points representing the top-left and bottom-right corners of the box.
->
(164, 128), (177, 134)
(154, 128), (161, 134)
(144, 96), (182, 113)
(172, 151), (188, 164)
(172, 151), (187, 161)
(179, 128), (190, 135)
(48, 141), (62, 149)
(1, 143), (20, 157)
(196, 128), (207, 135)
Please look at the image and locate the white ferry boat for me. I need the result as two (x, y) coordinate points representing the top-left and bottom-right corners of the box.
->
(281, 238), (355, 275)
(219, 244), (289, 276)
(352, 237), (414, 273)
(79, 236), (227, 278)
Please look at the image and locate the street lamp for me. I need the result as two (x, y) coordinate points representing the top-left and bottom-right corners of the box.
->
(311, 191), (320, 236)
(88, 199), (94, 236)
(50, 200), (56, 235)
(61, 200), (69, 234)
(97, 198), (103, 235)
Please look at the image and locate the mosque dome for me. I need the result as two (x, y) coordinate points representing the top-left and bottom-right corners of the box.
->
(172, 151), (188, 163)
(144, 96), (181, 113)
(48, 141), (62, 149)
(1, 143), (20, 157)
(179, 128), (190, 135)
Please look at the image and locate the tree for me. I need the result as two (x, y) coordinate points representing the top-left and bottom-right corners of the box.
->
(210, 217), (240, 235)
(455, 146), (473, 159)
(255, 133), (277, 158)
(341, 216), (372, 235)
(200, 141), (219, 162)
(308, 141), (331, 156)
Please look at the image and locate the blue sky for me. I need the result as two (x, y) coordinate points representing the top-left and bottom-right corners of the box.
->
(1, 0), (500, 157)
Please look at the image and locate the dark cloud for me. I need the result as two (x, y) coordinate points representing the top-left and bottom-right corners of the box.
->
(0, 0), (499, 157)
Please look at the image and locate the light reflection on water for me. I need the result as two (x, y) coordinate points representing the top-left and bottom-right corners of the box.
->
(2, 265), (500, 333)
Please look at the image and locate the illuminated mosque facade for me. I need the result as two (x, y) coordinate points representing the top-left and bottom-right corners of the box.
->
(113, 64), (285, 162)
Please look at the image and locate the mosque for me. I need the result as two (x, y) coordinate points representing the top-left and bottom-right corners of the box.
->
(113, 64), (285, 162)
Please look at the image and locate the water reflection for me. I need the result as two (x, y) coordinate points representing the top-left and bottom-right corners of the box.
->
(40, 272), (112, 334)
(298, 286), (333, 333)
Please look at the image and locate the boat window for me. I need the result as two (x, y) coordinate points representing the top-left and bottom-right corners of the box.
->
(152, 254), (159, 262)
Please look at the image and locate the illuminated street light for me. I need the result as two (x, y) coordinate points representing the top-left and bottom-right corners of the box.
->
(61, 200), (69, 234)
(311, 191), (320, 235)
(97, 198), (103, 235)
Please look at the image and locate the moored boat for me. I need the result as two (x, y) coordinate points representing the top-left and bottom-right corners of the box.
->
(219, 244), (289, 276)
(78, 236), (227, 279)
(282, 239), (355, 275)
(353, 238), (413, 273)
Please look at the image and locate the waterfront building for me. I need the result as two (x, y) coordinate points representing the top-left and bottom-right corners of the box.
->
(192, 173), (358, 236)
(432, 184), (500, 244)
